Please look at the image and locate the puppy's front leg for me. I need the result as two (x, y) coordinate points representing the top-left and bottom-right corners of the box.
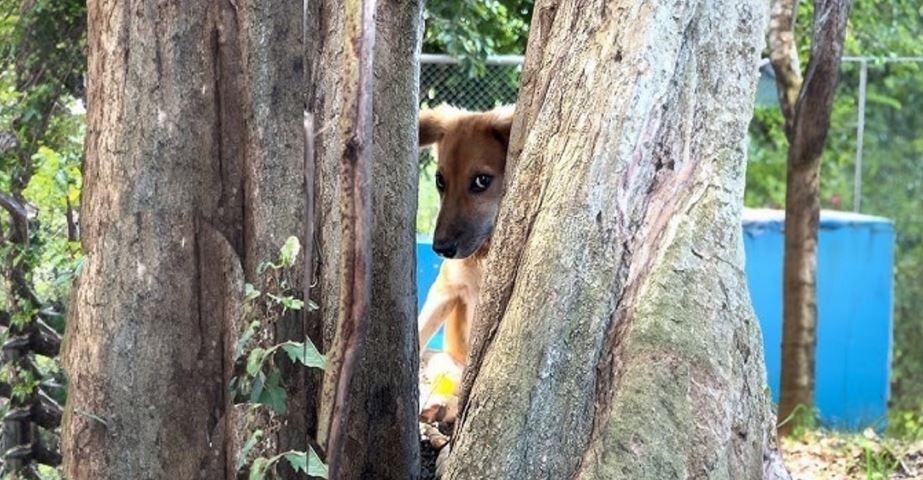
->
(418, 283), (458, 353)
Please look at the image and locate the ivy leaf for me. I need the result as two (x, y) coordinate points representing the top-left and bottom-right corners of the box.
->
(282, 339), (326, 370)
(307, 299), (320, 312)
(279, 236), (301, 268)
(235, 321), (260, 361)
(246, 348), (266, 377)
(267, 293), (304, 311)
(256, 260), (276, 275)
(280, 447), (327, 478)
(238, 430), (263, 471)
(244, 283), (261, 301)
(249, 457), (270, 480)
(258, 370), (287, 415)
(302, 446), (327, 478)
(249, 372), (265, 404)
(280, 297), (304, 311)
(307, 447), (328, 478)
(228, 376), (240, 398)
(284, 451), (307, 473)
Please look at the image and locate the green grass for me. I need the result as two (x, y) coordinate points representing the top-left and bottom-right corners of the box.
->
(888, 406), (923, 441)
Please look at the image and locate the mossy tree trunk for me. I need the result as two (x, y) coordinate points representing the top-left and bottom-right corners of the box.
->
(446, 0), (790, 478)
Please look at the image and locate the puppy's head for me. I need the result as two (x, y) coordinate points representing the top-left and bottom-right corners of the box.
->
(419, 104), (513, 259)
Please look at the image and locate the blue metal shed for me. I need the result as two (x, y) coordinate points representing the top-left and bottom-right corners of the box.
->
(417, 208), (895, 430)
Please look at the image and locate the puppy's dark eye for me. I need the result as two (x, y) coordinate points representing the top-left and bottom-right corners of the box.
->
(471, 174), (492, 193)
(435, 172), (446, 192)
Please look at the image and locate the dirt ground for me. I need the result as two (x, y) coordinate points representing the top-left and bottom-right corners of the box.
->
(781, 430), (923, 479)
(418, 428), (923, 479)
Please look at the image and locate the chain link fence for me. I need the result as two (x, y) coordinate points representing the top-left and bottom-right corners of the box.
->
(420, 54), (522, 111)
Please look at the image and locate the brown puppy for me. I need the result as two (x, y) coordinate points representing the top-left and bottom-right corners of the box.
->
(417, 104), (513, 366)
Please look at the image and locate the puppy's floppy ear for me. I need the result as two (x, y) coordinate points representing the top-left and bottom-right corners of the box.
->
(489, 105), (515, 148)
(419, 109), (446, 146)
(420, 104), (464, 146)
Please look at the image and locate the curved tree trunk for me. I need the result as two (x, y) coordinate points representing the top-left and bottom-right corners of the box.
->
(62, 0), (308, 477)
(446, 0), (789, 478)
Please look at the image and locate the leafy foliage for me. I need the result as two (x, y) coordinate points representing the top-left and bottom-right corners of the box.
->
(0, 1), (84, 476)
(423, 0), (532, 76)
(245, 446), (328, 480)
(231, 237), (328, 479)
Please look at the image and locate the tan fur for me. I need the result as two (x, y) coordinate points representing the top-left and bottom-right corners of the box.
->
(418, 105), (513, 365)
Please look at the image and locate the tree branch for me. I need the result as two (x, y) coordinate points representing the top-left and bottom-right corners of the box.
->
(0, 192), (28, 223)
(768, 0), (803, 140)
(790, 0), (850, 166)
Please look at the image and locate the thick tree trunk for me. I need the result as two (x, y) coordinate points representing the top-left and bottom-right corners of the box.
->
(62, 1), (308, 477)
(447, 0), (789, 478)
(311, 0), (423, 478)
(775, 0), (850, 436)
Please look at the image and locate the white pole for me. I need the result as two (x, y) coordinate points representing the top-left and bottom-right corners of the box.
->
(853, 59), (868, 212)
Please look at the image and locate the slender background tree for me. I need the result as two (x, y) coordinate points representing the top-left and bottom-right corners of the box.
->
(768, 0), (851, 436)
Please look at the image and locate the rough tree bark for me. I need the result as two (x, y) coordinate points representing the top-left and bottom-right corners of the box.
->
(318, 0), (377, 476)
(62, 1), (308, 477)
(311, 0), (423, 478)
(446, 0), (790, 478)
(769, 0), (850, 436)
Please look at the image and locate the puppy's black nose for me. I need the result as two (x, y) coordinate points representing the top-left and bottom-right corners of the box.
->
(433, 240), (457, 259)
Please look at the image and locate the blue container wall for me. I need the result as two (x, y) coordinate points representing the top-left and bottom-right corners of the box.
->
(416, 211), (895, 430)
(743, 212), (895, 430)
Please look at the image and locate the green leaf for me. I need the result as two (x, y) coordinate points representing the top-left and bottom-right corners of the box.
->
(249, 457), (270, 480)
(284, 451), (307, 473)
(238, 430), (263, 471)
(258, 370), (287, 415)
(256, 260), (277, 275)
(235, 321), (261, 361)
(279, 236), (301, 268)
(247, 348), (266, 376)
(228, 376), (240, 397)
(249, 372), (265, 404)
(282, 339), (326, 370)
(267, 293), (304, 311)
(280, 448), (327, 479)
(244, 283), (261, 301)
(307, 447), (328, 478)
(281, 297), (304, 310)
